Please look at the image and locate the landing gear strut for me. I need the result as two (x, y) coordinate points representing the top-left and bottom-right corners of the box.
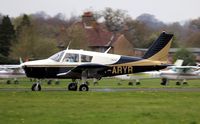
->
(31, 82), (41, 91)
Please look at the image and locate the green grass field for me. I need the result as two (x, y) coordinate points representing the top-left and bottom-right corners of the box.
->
(0, 78), (200, 124)
(1, 77), (200, 89)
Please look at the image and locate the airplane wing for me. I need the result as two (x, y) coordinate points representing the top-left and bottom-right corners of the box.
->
(172, 66), (200, 73)
(57, 63), (109, 78)
(0, 65), (22, 69)
(174, 66), (200, 69)
(115, 71), (161, 80)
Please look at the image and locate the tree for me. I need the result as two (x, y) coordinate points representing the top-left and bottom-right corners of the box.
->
(189, 17), (200, 31)
(16, 14), (31, 37)
(173, 48), (196, 66)
(0, 16), (15, 57)
(57, 25), (88, 50)
(136, 13), (165, 30)
(10, 22), (59, 60)
(186, 32), (200, 47)
(102, 7), (128, 33)
(0, 13), (3, 23)
(124, 20), (152, 48)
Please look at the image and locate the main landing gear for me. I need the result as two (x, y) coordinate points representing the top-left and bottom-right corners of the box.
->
(68, 82), (89, 91)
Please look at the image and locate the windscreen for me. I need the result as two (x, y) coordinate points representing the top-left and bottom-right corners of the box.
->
(49, 51), (64, 62)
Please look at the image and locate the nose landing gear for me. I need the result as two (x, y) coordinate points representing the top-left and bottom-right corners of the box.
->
(31, 82), (41, 91)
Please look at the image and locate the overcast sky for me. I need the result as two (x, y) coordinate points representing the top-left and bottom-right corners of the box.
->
(0, 0), (199, 23)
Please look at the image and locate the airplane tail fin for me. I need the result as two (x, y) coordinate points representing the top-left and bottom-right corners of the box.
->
(174, 59), (184, 66)
(143, 32), (173, 63)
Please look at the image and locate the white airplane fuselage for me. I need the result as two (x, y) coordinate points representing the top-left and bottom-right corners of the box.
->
(22, 49), (167, 79)
(160, 69), (200, 80)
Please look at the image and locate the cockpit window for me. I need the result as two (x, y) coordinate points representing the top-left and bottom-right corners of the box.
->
(81, 55), (93, 62)
(63, 53), (79, 62)
(49, 51), (64, 62)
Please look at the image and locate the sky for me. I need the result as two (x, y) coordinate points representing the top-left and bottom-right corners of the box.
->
(0, 0), (199, 23)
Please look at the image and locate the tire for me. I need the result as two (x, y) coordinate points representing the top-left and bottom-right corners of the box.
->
(161, 78), (167, 86)
(183, 82), (188, 85)
(6, 80), (11, 84)
(14, 80), (19, 84)
(31, 83), (41, 91)
(79, 84), (89, 91)
(68, 83), (78, 91)
(128, 82), (133, 86)
(176, 82), (181, 85)
(136, 82), (141, 85)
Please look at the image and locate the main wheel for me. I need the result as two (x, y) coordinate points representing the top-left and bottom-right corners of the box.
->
(136, 82), (141, 85)
(31, 83), (41, 91)
(79, 84), (89, 91)
(183, 82), (188, 85)
(161, 78), (167, 85)
(68, 83), (78, 91)
(176, 82), (181, 85)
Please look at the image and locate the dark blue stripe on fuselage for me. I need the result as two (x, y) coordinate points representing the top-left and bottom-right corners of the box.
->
(113, 56), (143, 65)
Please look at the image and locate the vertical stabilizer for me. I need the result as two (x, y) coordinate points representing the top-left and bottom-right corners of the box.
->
(174, 59), (184, 66)
(143, 32), (173, 63)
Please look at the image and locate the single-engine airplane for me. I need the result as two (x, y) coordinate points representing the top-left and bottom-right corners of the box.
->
(22, 32), (173, 91)
(160, 64), (200, 85)
(0, 59), (25, 83)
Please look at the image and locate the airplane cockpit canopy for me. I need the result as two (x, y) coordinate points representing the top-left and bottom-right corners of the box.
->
(49, 50), (93, 63)
(49, 51), (64, 62)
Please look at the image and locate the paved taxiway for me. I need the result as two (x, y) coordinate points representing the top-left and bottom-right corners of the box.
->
(1, 88), (200, 92)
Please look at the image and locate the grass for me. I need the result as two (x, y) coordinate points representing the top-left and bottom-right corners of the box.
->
(0, 78), (200, 124)
(1, 77), (200, 89)
(0, 91), (200, 124)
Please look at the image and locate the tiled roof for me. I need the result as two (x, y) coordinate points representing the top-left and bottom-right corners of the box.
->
(74, 22), (119, 47)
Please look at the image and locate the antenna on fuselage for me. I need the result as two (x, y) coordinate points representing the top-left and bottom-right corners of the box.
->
(104, 47), (112, 53)
(66, 41), (71, 50)
(60, 41), (71, 62)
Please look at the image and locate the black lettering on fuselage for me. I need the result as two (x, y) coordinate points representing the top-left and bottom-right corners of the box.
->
(112, 66), (133, 74)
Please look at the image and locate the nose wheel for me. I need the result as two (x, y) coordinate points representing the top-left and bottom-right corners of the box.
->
(31, 83), (41, 91)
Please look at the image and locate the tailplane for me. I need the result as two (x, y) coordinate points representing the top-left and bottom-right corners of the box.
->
(143, 32), (173, 63)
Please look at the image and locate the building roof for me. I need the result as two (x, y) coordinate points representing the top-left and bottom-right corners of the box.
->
(74, 12), (119, 47)
(84, 24), (117, 47)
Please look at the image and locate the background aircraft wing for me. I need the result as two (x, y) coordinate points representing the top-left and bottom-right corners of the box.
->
(172, 66), (200, 73)
(57, 63), (108, 78)
(0, 65), (22, 69)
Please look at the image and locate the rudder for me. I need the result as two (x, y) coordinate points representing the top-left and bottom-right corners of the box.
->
(143, 32), (173, 62)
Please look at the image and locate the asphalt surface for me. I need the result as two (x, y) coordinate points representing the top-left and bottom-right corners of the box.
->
(1, 88), (200, 92)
